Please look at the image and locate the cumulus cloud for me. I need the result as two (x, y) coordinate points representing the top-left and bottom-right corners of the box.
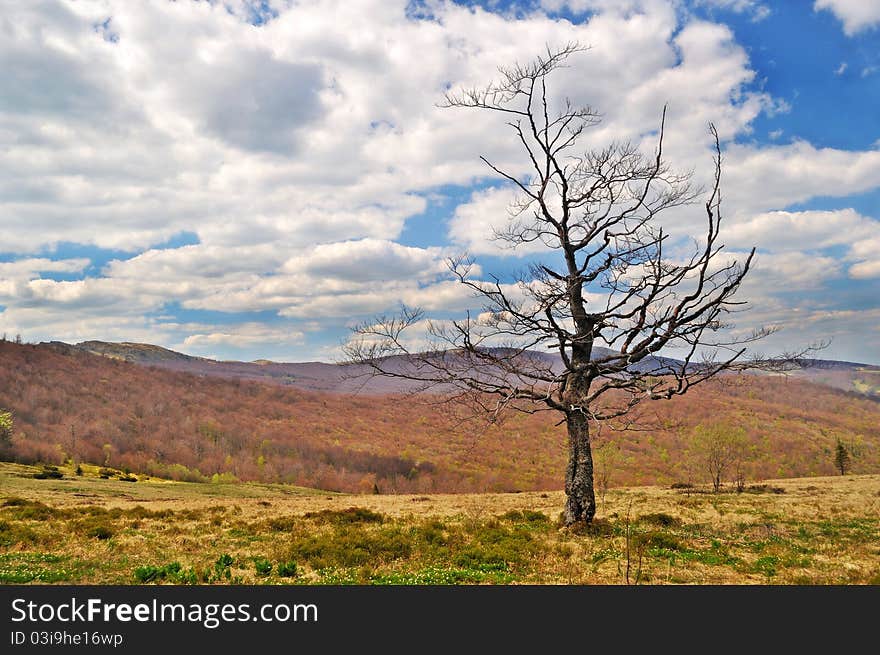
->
(814, 0), (880, 35)
(722, 142), (880, 216)
(723, 209), (880, 252)
(693, 0), (771, 22)
(182, 324), (305, 349)
(0, 0), (878, 362)
(290, 239), (450, 281)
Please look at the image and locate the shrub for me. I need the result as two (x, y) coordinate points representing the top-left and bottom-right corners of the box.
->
(286, 526), (410, 569)
(744, 485), (785, 494)
(636, 530), (683, 552)
(303, 507), (385, 525)
(0, 520), (40, 547)
(1, 499), (57, 521)
(266, 516), (296, 532)
(639, 513), (681, 528)
(32, 466), (64, 480)
(87, 525), (114, 540)
(500, 509), (550, 525)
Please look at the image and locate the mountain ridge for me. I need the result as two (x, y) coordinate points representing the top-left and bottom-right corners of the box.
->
(39, 339), (880, 399)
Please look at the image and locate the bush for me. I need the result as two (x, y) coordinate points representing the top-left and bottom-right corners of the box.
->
(0, 520), (40, 547)
(639, 513), (681, 528)
(87, 525), (114, 540)
(670, 482), (694, 489)
(500, 510), (550, 525)
(744, 484), (785, 494)
(636, 530), (683, 552)
(286, 526), (410, 569)
(1, 499), (57, 521)
(265, 516), (296, 532)
(32, 466), (63, 480)
(303, 507), (385, 525)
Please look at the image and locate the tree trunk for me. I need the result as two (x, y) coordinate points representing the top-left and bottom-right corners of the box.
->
(564, 410), (596, 525)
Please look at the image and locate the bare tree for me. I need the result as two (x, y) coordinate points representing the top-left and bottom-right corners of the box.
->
(345, 45), (807, 525)
(691, 422), (748, 492)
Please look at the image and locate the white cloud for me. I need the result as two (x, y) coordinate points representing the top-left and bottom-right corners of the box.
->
(849, 259), (880, 279)
(1, 0), (878, 362)
(693, 0), (771, 22)
(288, 239), (450, 281)
(182, 324), (305, 349)
(448, 187), (546, 256)
(814, 0), (880, 35)
(847, 236), (880, 279)
(724, 209), (880, 252)
(0, 258), (89, 280)
(749, 251), (843, 290)
(722, 142), (880, 216)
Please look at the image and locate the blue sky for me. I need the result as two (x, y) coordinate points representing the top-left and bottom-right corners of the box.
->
(0, 0), (878, 363)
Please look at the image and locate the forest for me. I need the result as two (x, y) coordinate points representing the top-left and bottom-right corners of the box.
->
(1, 340), (878, 493)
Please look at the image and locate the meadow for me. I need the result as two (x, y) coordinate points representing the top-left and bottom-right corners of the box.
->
(1, 461), (877, 585)
(2, 341), (878, 494)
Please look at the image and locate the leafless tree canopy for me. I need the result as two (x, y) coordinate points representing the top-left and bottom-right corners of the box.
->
(345, 45), (819, 523)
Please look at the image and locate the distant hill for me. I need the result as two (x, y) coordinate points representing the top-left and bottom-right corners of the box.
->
(48, 340), (205, 364)
(2, 340), (878, 493)
(42, 339), (880, 400)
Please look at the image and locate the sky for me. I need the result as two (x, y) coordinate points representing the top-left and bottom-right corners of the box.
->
(0, 0), (878, 364)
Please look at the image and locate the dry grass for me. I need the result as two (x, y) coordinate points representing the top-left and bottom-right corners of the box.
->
(1, 461), (877, 585)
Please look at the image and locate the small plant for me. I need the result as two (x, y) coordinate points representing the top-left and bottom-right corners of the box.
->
(276, 561), (297, 577)
(208, 553), (234, 581)
(134, 562), (182, 583)
(254, 558), (272, 576)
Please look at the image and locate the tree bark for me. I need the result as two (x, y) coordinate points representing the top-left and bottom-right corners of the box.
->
(564, 410), (596, 525)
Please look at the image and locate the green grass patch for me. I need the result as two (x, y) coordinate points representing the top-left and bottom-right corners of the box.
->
(0, 553), (90, 583)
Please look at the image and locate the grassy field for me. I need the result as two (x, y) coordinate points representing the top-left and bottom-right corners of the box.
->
(1, 461), (878, 585)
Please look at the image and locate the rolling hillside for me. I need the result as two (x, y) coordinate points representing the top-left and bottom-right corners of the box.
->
(1, 340), (878, 493)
